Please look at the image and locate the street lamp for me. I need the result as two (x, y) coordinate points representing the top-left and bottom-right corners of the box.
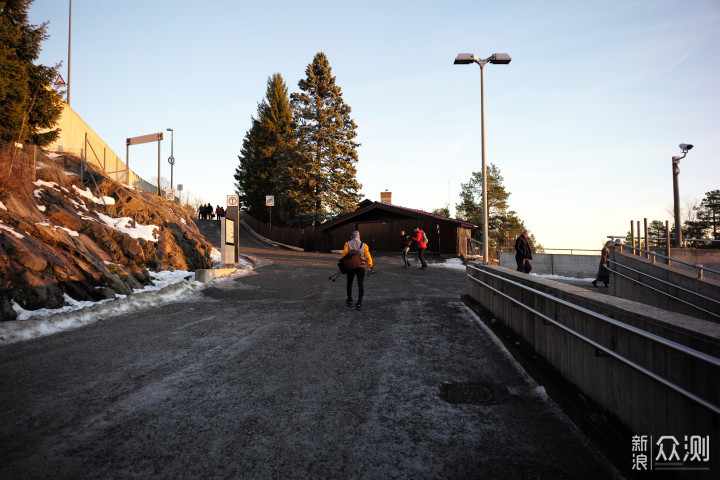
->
(672, 143), (693, 248)
(454, 52), (511, 265)
(167, 128), (175, 193)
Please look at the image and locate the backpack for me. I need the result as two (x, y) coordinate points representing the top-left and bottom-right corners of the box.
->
(338, 242), (364, 274)
(422, 231), (428, 245)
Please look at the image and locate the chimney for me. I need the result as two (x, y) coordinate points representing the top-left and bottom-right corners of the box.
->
(380, 191), (392, 205)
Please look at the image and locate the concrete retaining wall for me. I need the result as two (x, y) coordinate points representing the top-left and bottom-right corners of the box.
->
(46, 103), (151, 191)
(499, 252), (599, 278)
(466, 264), (720, 476)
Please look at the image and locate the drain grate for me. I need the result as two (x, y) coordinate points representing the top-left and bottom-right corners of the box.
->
(440, 382), (494, 404)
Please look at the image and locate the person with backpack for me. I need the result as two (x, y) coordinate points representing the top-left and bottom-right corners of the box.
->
(412, 227), (428, 269)
(341, 230), (373, 311)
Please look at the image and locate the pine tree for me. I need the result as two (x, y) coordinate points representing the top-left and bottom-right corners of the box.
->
(234, 73), (295, 224)
(289, 52), (361, 226)
(456, 163), (541, 253)
(696, 190), (720, 242)
(0, 0), (63, 146)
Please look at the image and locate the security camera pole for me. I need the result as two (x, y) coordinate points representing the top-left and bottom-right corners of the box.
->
(454, 52), (511, 265)
(672, 143), (693, 248)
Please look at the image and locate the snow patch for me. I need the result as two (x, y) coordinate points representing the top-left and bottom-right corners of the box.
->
(0, 221), (25, 239)
(0, 201), (6, 211)
(95, 212), (159, 242)
(33, 180), (59, 190)
(72, 185), (116, 205)
(36, 204), (46, 212)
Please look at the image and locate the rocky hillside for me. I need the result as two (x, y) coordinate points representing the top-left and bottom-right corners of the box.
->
(0, 149), (213, 321)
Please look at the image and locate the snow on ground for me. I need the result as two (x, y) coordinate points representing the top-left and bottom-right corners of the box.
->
(0, 220), (25, 239)
(533, 273), (595, 282)
(433, 258), (466, 270)
(0, 201), (7, 211)
(0, 251), (256, 345)
(72, 185), (116, 205)
(95, 212), (159, 242)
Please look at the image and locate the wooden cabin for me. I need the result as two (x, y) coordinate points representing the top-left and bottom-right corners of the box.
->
(318, 201), (477, 257)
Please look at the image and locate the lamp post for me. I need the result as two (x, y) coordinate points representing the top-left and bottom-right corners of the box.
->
(167, 128), (175, 193)
(672, 143), (693, 248)
(454, 52), (511, 265)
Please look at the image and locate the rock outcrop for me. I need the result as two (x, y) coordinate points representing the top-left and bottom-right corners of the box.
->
(0, 152), (212, 321)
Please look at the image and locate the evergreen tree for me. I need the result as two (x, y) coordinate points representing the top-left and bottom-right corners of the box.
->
(648, 220), (668, 247)
(0, 0), (63, 146)
(456, 164), (541, 253)
(234, 73), (295, 224)
(696, 190), (720, 241)
(431, 205), (450, 217)
(289, 52), (361, 226)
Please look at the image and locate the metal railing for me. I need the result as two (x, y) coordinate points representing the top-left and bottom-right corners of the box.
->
(498, 246), (598, 256)
(613, 242), (720, 280)
(467, 264), (720, 416)
(607, 260), (720, 321)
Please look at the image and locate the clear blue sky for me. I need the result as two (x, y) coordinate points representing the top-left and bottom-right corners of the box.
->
(29, 0), (720, 250)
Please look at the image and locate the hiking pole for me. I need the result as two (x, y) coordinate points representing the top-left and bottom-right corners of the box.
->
(328, 271), (342, 282)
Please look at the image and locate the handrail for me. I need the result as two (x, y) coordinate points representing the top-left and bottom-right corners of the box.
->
(614, 243), (720, 279)
(609, 260), (720, 320)
(466, 265), (720, 415)
(497, 246), (597, 256)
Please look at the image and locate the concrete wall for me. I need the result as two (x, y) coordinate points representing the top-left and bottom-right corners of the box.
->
(46, 103), (151, 191)
(466, 264), (720, 476)
(610, 250), (720, 322)
(499, 252), (599, 278)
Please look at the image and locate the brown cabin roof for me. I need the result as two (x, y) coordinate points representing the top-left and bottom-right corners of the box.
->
(319, 201), (477, 231)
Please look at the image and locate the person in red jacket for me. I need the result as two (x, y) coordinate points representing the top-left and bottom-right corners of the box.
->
(412, 227), (428, 269)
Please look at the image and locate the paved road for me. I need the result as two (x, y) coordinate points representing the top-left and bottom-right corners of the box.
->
(0, 227), (619, 479)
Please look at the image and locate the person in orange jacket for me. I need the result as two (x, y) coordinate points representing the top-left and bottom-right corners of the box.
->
(341, 230), (373, 310)
(412, 227), (428, 269)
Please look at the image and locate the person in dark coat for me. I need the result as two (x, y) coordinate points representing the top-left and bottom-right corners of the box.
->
(514, 228), (533, 273)
(400, 230), (412, 268)
(592, 241), (613, 287)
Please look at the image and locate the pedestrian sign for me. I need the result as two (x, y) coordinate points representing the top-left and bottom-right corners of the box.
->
(226, 195), (239, 207)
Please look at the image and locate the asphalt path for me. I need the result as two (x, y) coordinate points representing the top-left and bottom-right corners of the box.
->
(0, 226), (620, 479)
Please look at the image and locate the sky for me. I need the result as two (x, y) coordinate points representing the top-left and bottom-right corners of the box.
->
(27, 0), (720, 250)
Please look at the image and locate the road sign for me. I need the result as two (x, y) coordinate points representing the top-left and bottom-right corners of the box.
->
(226, 195), (239, 207)
(168, 155), (175, 165)
(165, 189), (175, 200)
(266, 195), (275, 207)
(54, 74), (66, 87)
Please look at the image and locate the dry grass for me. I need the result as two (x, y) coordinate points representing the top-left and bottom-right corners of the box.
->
(0, 145), (37, 194)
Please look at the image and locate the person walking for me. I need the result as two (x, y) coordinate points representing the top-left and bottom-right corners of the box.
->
(514, 228), (533, 273)
(592, 241), (613, 287)
(198, 204), (204, 220)
(412, 227), (428, 269)
(215, 205), (222, 222)
(341, 230), (373, 311)
(400, 230), (412, 268)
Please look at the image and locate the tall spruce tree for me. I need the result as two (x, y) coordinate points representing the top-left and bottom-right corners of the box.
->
(288, 52), (361, 226)
(0, 0), (63, 146)
(234, 73), (295, 224)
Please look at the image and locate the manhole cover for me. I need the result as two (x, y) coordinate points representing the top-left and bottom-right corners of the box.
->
(440, 382), (494, 404)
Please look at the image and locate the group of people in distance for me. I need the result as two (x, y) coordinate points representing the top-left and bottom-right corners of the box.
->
(340, 226), (428, 311)
(340, 224), (614, 311)
(197, 204), (225, 221)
